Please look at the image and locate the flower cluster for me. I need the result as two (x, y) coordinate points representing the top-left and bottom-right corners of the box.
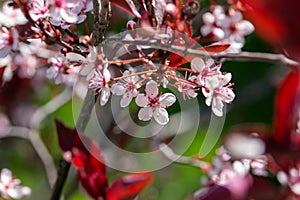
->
(277, 167), (300, 195)
(88, 53), (235, 125)
(29, 0), (92, 28)
(0, 168), (31, 199)
(196, 133), (268, 199)
(200, 5), (254, 52)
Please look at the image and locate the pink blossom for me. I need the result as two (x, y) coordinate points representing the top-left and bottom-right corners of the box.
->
(0, 27), (18, 58)
(48, 0), (87, 28)
(111, 70), (140, 107)
(47, 52), (66, 84)
(28, 0), (50, 21)
(200, 5), (254, 52)
(0, 168), (31, 199)
(202, 73), (235, 117)
(0, 1), (27, 27)
(277, 167), (300, 195)
(177, 74), (198, 101)
(135, 80), (176, 125)
(190, 57), (220, 85)
(89, 67), (111, 106)
(211, 161), (253, 199)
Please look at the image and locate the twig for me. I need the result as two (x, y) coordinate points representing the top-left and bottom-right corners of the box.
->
(103, 38), (299, 66)
(30, 88), (72, 130)
(158, 143), (211, 170)
(50, 89), (96, 200)
(0, 126), (57, 188)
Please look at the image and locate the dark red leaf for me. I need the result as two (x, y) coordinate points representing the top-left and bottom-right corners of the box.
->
(111, 0), (141, 18)
(273, 68), (300, 146)
(240, 0), (300, 61)
(199, 44), (230, 53)
(0, 67), (4, 86)
(55, 120), (107, 199)
(106, 171), (153, 200)
(169, 44), (230, 68)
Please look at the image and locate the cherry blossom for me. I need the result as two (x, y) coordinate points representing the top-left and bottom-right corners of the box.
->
(89, 67), (111, 106)
(277, 167), (300, 195)
(0, 168), (31, 199)
(211, 160), (253, 199)
(135, 80), (176, 125)
(177, 74), (197, 101)
(111, 70), (141, 107)
(190, 57), (220, 85)
(200, 5), (254, 52)
(0, 27), (18, 58)
(48, 0), (88, 28)
(28, 0), (50, 21)
(202, 73), (235, 117)
(47, 52), (67, 84)
(0, 1), (27, 27)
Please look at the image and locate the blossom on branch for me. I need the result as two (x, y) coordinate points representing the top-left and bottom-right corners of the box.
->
(201, 5), (254, 52)
(202, 73), (235, 117)
(89, 66), (111, 106)
(0, 168), (31, 199)
(136, 80), (176, 125)
(111, 70), (141, 107)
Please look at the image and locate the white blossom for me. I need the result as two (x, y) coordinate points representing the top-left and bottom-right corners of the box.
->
(111, 70), (140, 107)
(202, 73), (235, 117)
(135, 80), (176, 125)
(89, 67), (111, 106)
(0, 168), (31, 199)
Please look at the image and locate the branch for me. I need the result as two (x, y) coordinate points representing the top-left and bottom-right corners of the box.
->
(0, 126), (57, 188)
(92, 0), (111, 46)
(158, 143), (211, 171)
(50, 89), (95, 200)
(30, 88), (72, 130)
(103, 38), (299, 66)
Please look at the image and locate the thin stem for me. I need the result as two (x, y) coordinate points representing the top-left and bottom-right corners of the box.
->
(104, 38), (300, 66)
(30, 88), (72, 129)
(111, 69), (157, 81)
(50, 89), (96, 200)
(158, 142), (211, 171)
(0, 127), (57, 188)
(107, 57), (147, 65)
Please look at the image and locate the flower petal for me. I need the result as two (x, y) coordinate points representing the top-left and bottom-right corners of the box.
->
(136, 94), (148, 107)
(8, 186), (31, 199)
(103, 67), (111, 81)
(100, 87), (110, 106)
(111, 83), (126, 95)
(159, 93), (176, 108)
(145, 80), (158, 98)
(1, 168), (12, 185)
(191, 57), (205, 73)
(138, 107), (153, 121)
(212, 97), (224, 117)
(153, 108), (169, 125)
(120, 94), (133, 107)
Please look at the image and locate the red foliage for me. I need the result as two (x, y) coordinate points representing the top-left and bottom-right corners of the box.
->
(0, 67), (4, 86)
(110, 0), (141, 18)
(240, 0), (300, 61)
(106, 172), (154, 200)
(55, 120), (108, 199)
(273, 69), (300, 146)
(170, 43), (230, 68)
(55, 120), (153, 200)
